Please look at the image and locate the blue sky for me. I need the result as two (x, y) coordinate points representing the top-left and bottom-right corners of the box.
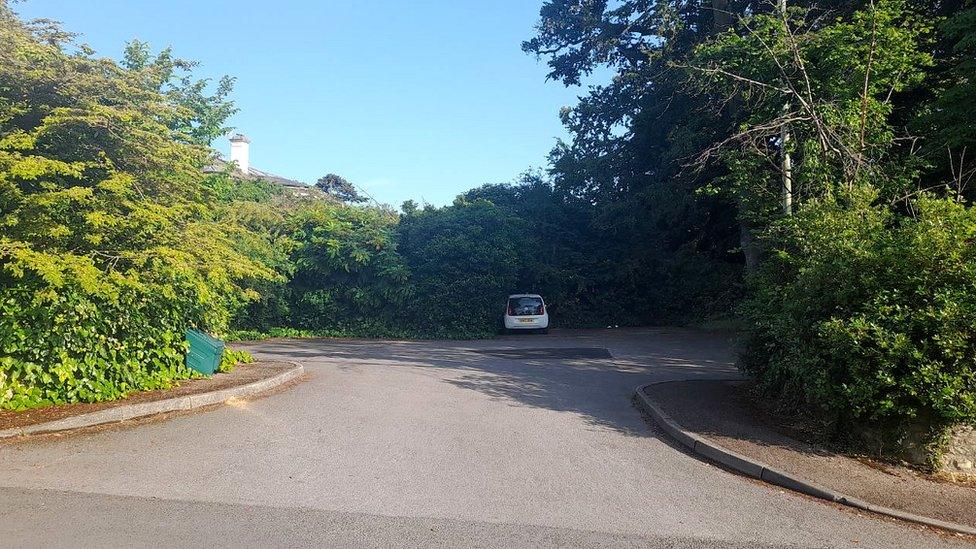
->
(14, 0), (601, 206)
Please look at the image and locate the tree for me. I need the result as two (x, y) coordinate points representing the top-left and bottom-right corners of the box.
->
(690, 0), (933, 206)
(525, 0), (747, 304)
(400, 199), (419, 215)
(121, 39), (238, 146)
(917, 2), (976, 201)
(315, 173), (367, 203)
(525, 0), (976, 453)
(0, 2), (276, 409)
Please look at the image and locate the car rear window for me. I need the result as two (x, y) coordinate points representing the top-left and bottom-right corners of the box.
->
(508, 297), (544, 316)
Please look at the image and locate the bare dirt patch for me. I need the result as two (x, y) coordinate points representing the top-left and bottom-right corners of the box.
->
(643, 379), (976, 529)
(0, 361), (296, 432)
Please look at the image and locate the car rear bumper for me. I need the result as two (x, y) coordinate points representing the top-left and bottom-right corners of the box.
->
(504, 316), (549, 330)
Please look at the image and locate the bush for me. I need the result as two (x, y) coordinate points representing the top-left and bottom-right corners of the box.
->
(397, 199), (524, 336)
(0, 268), (202, 409)
(254, 201), (412, 334)
(218, 347), (253, 373)
(0, 7), (277, 409)
(741, 191), (976, 444)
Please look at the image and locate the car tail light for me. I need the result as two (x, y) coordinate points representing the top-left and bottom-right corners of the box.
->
(538, 304), (545, 315)
(507, 304), (514, 316)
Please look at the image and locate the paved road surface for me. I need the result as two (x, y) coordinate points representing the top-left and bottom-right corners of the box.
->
(0, 329), (970, 548)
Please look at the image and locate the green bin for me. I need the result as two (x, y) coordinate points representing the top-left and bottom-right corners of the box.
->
(185, 329), (225, 375)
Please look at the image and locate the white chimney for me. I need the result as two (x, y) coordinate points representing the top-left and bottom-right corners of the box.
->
(229, 133), (251, 174)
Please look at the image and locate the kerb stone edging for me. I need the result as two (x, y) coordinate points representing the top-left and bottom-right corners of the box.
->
(634, 380), (976, 537)
(0, 363), (304, 439)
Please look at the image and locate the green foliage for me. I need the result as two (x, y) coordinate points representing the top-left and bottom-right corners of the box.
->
(240, 173), (726, 340)
(526, 0), (976, 457)
(925, 2), (976, 149)
(285, 202), (411, 331)
(741, 192), (976, 435)
(397, 197), (523, 335)
(525, 0), (748, 324)
(121, 38), (239, 145)
(915, 2), (976, 201)
(314, 173), (366, 203)
(0, 3), (276, 409)
(458, 179), (592, 325)
(685, 0), (976, 448)
(218, 347), (253, 373)
(0, 274), (198, 409)
(690, 0), (933, 216)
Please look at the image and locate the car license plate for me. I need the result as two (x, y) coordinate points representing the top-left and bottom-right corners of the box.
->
(518, 318), (534, 323)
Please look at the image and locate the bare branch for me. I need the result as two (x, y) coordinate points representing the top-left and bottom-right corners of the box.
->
(682, 63), (792, 94)
(855, 0), (878, 181)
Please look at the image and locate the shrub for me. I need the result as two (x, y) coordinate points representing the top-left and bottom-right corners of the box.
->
(741, 191), (976, 444)
(0, 7), (277, 409)
(281, 202), (411, 332)
(218, 347), (253, 373)
(0, 266), (202, 409)
(397, 199), (523, 335)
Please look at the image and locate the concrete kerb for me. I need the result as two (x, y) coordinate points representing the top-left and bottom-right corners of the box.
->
(0, 363), (304, 439)
(634, 380), (976, 537)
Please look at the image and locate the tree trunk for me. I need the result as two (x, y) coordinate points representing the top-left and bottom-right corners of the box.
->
(779, 0), (793, 216)
(739, 217), (761, 275)
(713, 1), (758, 272)
(712, 0), (732, 32)
(781, 114), (793, 215)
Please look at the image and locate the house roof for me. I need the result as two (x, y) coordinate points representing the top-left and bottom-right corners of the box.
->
(204, 157), (312, 191)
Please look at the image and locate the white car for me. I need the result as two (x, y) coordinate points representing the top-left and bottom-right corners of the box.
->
(503, 294), (549, 334)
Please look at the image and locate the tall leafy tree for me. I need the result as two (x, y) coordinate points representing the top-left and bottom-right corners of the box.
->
(916, 1), (976, 200)
(690, 0), (933, 209)
(526, 0), (976, 451)
(525, 0), (747, 307)
(121, 39), (238, 145)
(315, 173), (368, 203)
(0, 2), (274, 408)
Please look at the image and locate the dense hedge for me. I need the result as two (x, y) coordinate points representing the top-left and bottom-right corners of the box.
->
(233, 177), (742, 341)
(0, 5), (276, 410)
(0, 274), (197, 408)
(741, 193), (976, 439)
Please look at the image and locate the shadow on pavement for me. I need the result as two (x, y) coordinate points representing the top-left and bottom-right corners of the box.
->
(245, 328), (740, 437)
(645, 379), (976, 529)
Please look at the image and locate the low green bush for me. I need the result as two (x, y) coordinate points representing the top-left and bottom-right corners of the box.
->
(218, 347), (253, 373)
(0, 268), (202, 409)
(741, 192), (976, 445)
